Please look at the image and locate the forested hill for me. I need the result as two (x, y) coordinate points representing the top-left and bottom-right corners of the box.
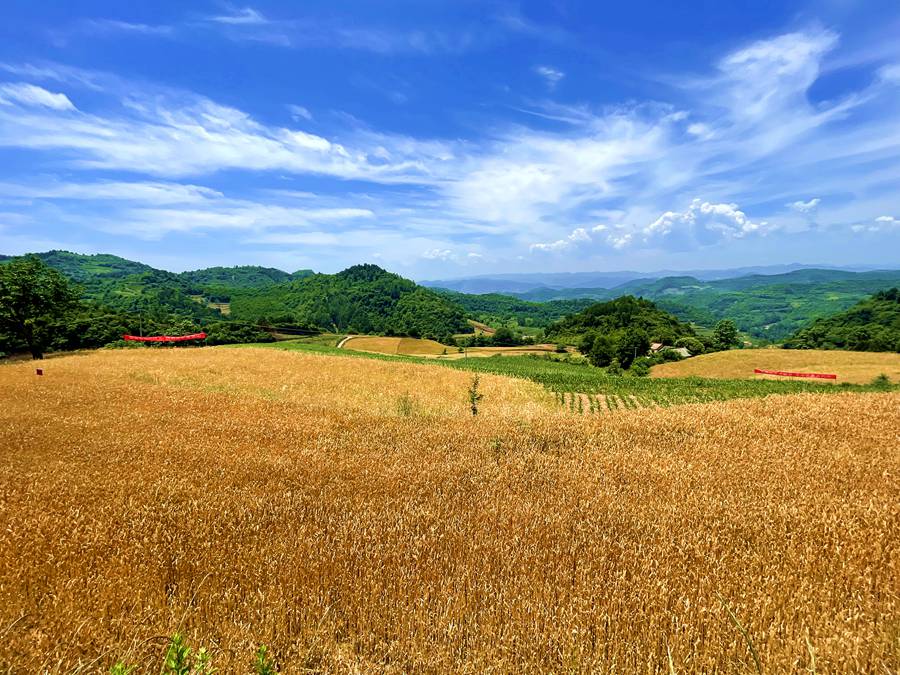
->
(16, 250), (217, 319)
(180, 266), (313, 289)
(543, 296), (700, 369)
(432, 289), (594, 328)
(546, 295), (697, 345)
(1, 252), (469, 341)
(784, 288), (900, 352)
(514, 268), (900, 340)
(227, 264), (468, 340)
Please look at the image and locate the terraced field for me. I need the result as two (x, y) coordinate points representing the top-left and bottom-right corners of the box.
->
(340, 335), (449, 356)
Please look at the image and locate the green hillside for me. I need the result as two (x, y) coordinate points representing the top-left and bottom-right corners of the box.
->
(545, 296), (699, 369)
(228, 264), (468, 340)
(433, 289), (594, 328)
(180, 265), (312, 289)
(516, 269), (900, 339)
(784, 288), (900, 352)
(13, 251), (217, 320)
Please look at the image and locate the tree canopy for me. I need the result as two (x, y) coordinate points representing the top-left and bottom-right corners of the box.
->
(0, 255), (80, 358)
(784, 288), (900, 352)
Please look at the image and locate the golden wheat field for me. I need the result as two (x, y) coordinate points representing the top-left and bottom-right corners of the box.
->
(1, 347), (899, 673)
(340, 336), (450, 356)
(341, 335), (559, 360)
(651, 347), (900, 384)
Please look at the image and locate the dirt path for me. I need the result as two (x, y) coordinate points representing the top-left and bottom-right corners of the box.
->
(336, 335), (354, 349)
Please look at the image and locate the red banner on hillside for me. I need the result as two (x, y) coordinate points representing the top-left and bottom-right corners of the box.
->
(123, 333), (207, 343)
(754, 368), (836, 380)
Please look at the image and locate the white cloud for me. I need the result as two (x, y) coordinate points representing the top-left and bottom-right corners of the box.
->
(0, 180), (220, 204)
(422, 248), (454, 260)
(77, 19), (174, 37)
(534, 65), (565, 88)
(854, 215), (900, 232)
(642, 199), (773, 248)
(878, 63), (900, 83)
(0, 83), (75, 111)
(716, 29), (839, 124)
(287, 104), (312, 121)
(209, 7), (268, 26)
(788, 197), (820, 213)
(531, 227), (591, 252)
(0, 84), (452, 182)
(2, 22), (899, 266)
(421, 248), (483, 264)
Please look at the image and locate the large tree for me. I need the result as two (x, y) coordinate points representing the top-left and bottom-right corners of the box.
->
(712, 319), (740, 351)
(0, 255), (80, 359)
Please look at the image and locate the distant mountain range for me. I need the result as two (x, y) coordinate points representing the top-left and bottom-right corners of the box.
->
(419, 263), (894, 294)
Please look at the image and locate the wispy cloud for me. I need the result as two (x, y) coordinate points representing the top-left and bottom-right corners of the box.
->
(1, 22), (899, 270)
(788, 198), (820, 213)
(287, 104), (312, 121)
(209, 7), (268, 26)
(534, 65), (565, 89)
(0, 82), (76, 111)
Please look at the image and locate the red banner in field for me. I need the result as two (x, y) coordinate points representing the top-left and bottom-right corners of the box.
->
(122, 333), (207, 343)
(754, 368), (837, 380)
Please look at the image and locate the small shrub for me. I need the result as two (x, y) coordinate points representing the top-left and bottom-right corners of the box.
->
(396, 393), (415, 417)
(161, 633), (213, 675)
(606, 358), (624, 376)
(631, 361), (651, 377)
(468, 375), (484, 415)
(871, 373), (891, 389)
(555, 343), (567, 354)
(253, 645), (278, 675)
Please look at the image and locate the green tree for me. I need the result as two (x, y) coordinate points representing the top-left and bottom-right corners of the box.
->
(617, 328), (650, 368)
(587, 334), (617, 368)
(712, 319), (740, 351)
(674, 336), (704, 355)
(0, 255), (80, 359)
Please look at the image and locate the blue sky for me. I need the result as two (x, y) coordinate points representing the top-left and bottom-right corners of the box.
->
(0, 1), (898, 278)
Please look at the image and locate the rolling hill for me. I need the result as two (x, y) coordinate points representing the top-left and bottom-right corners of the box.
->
(510, 269), (900, 340)
(784, 288), (900, 352)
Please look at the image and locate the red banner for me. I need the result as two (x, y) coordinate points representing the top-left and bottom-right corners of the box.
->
(754, 368), (836, 380)
(123, 332), (207, 343)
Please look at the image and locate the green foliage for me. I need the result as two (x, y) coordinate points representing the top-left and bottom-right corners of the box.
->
(674, 336), (705, 355)
(871, 373), (892, 389)
(109, 663), (135, 674)
(547, 296), (695, 369)
(712, 319), (740, 350)
(0, 255), (81, 359)
(606, 358), (624, 376)
(434, 289), (594, 328)
(514, 269), (900, 339)
(229, 264), (467, 339)
(203, 321), (274, 345)
(468, 375), (484, 416)
(180, 265), (310, 289)
(159, 633), (215, 675)
(252, 645), (278, 674)
(784, 288), (900, 352)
